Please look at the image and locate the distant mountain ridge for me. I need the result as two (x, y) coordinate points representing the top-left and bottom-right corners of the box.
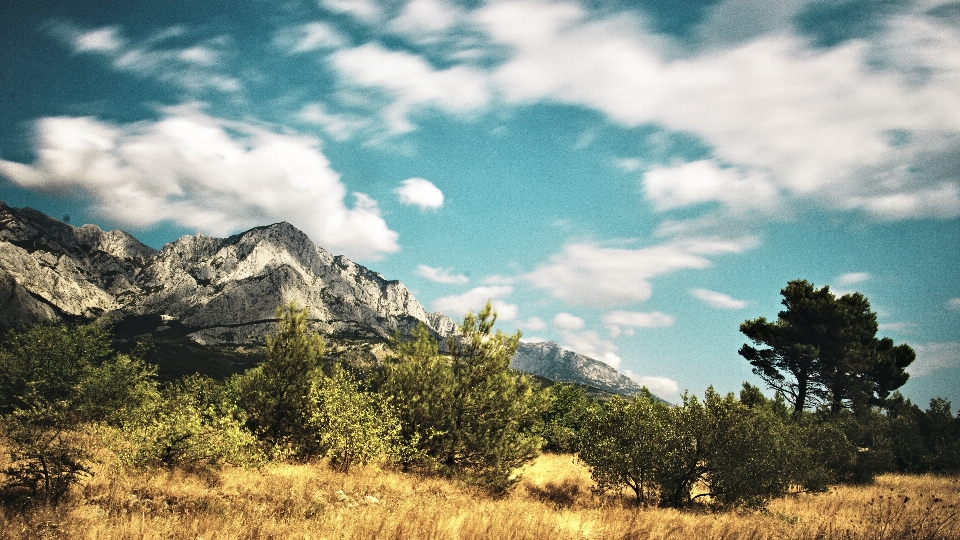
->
(0, 200), (646, 395)
(511, 341), (645, 396)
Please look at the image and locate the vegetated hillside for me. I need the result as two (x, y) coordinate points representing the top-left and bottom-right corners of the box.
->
(2, 452), (957, 540)
(0, 200), (651, 395)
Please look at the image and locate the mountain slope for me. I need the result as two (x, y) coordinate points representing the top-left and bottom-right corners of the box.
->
(0, 200), (453, 344)
(0, 201), (648, 395)
(511, 341), (645, 396)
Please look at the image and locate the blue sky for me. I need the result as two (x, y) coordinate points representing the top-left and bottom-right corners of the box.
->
(2, 0), (959, 405)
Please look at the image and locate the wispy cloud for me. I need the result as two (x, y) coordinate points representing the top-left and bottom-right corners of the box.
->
(396, 178), (444, 211)
(416, 264), (468, 284)
(909, 342), (960, 377)
(552, 312), (585, 330)
(524, 237), (757, 307)
(49, 22), (240, 95)
(690, 288), (748, 310)
(274, 21), (348, 54)
(603, 310), (674, 337)
(836, 272), (872, 287)
(0, 110), (398, 260)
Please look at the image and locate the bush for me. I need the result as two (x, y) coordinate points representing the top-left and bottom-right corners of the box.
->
(236, 303), (326, 457)
(580, 387), (805, 509)
(578, 391), (667, 504)
(383, 305), (545, 493)
(115, 375), (262, 469)
(541, 383), (592, 453)
(0, 323), (156, 504)
(310, 367), (401, 472)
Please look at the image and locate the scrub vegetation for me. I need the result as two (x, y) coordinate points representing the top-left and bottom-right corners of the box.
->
(0, 282), (958, 538)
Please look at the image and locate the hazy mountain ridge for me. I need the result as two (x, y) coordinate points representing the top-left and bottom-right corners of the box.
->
(511, 341), (645, 396)
(0, 201), (645, 395)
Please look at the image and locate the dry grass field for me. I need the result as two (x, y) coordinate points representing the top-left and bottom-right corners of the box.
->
(1, 452), (958, 540)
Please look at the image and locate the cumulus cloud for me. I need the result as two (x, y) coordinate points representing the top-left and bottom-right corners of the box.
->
(328, 43), (491, 134)
(603, 310), (674, 337)
(472, 0), (960, 221)
(552, 312), (585, 330)
(518, 316), (546, 332)
(431, 285), (517, 321)
(909, 342), (960, 376)
(396, 178), (445, 210)
(643, 160), (781, 213)
(836, 272), (873, 286)
(624, 370), (680, 400)
(416, 264), (468, 284)
(0, 111), (399, 260)
(949, 298), (960, 310)
(690, 288), (748, 310)
(524, 237), (756, 307)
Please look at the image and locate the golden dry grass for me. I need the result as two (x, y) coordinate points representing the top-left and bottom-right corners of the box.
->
(1, 452), (957, 539)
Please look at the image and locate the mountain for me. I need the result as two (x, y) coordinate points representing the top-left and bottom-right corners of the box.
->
(0, 201), (646, 395)
(0, 200), (454, 345)
(511, 341), (645, 396)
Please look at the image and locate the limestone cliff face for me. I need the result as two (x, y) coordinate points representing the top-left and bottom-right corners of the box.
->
(0, 201), (453, 344)
(0, 201), (155, 325)
(126, 222), (448, 343)
(511, 341), (644, 396)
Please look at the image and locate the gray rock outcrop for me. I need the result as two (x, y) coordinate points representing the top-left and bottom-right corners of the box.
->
(0, 200), (454, 343)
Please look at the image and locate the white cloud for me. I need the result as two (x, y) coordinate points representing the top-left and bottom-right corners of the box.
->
(690, 288), (748, 310)
(396, 178), (445, 210)
(0, 111), (399, 260)
(524, 237), (756, 307)
(473, 0), (960, 221)
(298, 103), (372, 141)
(643, 160), (780, 213)
(390, 0), (465, 40)
(909, 342), (960, 376)
(949, 298), (960, 310)
(320, 0), (384, 24)
(431, 285), (517, 320)
(878, 322), (918, 334)
(836, 272), (873, 286)
(73, 26), (124, 53)
(552, 312), (585, 330)
(51, 23), (240, 94)
(328, 43), (491, 134)
(603, 310), (674, 337)
(416, 264), (468, 284)
(518, 317), (546, 332)
(623, 370), (680, 400)
(275, 21), (348, 53)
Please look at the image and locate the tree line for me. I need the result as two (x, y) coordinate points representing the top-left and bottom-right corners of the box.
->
(0, 281), (957, 509)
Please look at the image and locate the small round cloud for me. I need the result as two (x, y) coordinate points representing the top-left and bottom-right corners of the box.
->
(396, 177), (444, 210)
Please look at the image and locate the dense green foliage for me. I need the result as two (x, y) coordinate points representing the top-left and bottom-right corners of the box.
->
(580, 387), (806, 508)
(0, 323), (155, 503)
(739, 280), (914, 414)
(383, 304), (546, 493)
